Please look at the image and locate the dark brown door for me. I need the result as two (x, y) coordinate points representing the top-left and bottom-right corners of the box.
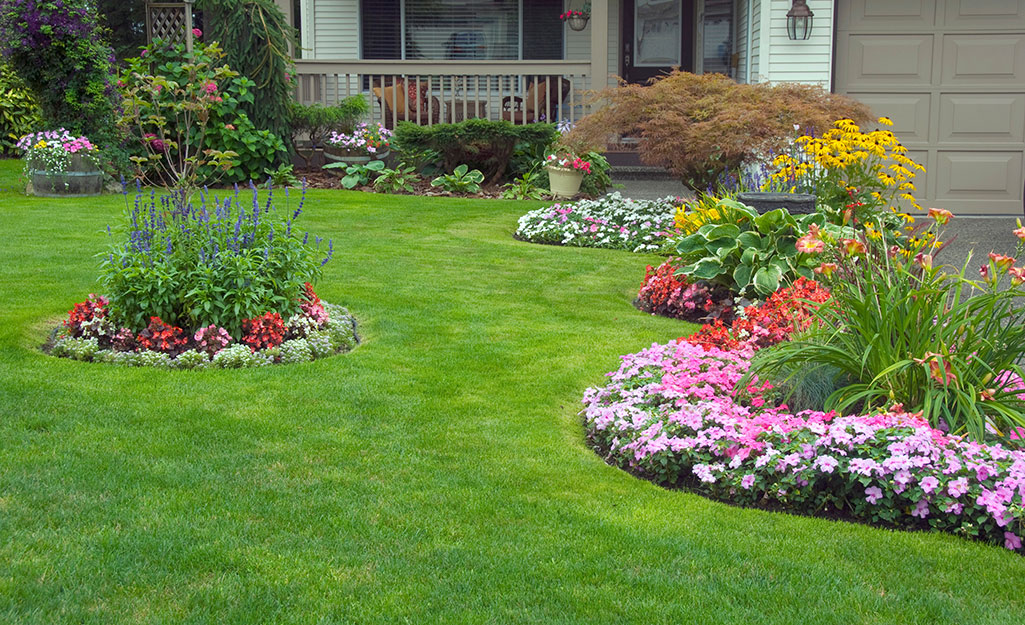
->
(621, 0), (694, 84)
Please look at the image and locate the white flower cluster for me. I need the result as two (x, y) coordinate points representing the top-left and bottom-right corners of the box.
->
(515, 192), (680, 254)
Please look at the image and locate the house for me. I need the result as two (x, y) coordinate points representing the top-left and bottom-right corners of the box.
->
(277, 0), (1025, 216)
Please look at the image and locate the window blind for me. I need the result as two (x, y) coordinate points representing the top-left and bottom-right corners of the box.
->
(361, 0), (563, 60)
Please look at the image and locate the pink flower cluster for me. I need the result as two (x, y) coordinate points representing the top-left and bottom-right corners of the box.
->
(583, 340), (1025, 553)
(546, 153), (591, 173)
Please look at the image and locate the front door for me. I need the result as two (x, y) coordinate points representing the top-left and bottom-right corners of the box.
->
(621, 0), (694, 84)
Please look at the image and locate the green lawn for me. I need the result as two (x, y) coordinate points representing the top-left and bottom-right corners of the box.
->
(1, 158), (1022, 624)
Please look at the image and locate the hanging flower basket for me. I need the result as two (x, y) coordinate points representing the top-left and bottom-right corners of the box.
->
(560, 10), (590, 31)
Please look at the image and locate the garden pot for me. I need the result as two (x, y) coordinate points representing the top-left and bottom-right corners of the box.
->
(737, 192), (816, 215)
(28, 153), (103, 198)
(547, 165), (584, 199)
(566, 15), (589, 31)
(323, 148), (389, 166)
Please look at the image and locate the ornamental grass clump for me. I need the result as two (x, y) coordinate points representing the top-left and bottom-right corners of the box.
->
(515, 192), (678, 253)
(100, 181), (332, 338)
(746, 211), (1025, 444)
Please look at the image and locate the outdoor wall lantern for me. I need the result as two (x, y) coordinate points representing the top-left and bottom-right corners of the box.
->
(786, 0), (814, 41)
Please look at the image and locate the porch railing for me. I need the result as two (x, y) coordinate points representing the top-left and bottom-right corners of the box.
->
(293, 60), (593, 128)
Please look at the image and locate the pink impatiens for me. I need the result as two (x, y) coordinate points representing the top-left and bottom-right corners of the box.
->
(583, 338), (1025, 554)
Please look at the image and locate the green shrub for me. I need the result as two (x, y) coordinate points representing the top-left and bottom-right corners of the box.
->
(431, 164), (484, 194)
(290, 99), (368, 149)
(0, 62), (42, 155)
(0, 0), (125, 171)
(120, 39), (287, 187)
(198, 0), (297, 157)
(394, 119), (556, 184)
(565, 71), (871, 191)
(100, 185), (331, 338)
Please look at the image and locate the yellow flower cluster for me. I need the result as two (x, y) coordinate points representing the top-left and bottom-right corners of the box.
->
(769, 117), (926, 212)
(34, 140), (48, 149)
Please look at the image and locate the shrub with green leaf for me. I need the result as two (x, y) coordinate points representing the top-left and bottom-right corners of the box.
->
(120, 38), (288, 187)
(290, 98), (369, 166)
(0, 62), (42, 155)
(0, 0), (124, 171)
(394, 119), (556, 184)
(198, 0), (297, 157)
(674, 197), (844, 297)
(100, 183), (332, 338)
(431, 164), (484, 194)
(564, 71), (871, 191)
(746, 216), (1025, 444)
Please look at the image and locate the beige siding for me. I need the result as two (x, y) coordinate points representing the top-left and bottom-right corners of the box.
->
(735, 0), (749, 83)
(311, 0), (359, 58)
(760, 0), (833, 85)
(565, 0), (620, 89)
(749, 0), (761, 80)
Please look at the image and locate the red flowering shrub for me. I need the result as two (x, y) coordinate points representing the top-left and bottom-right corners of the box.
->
(135, 316), (189, 355)
(636, 258), (736, 323)
(241, 312), (286, 351)
(684, 277), (831, 351)
(64, 294), (109, 337)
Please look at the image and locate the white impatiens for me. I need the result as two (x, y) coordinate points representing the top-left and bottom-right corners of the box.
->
(515, 192), (680, 254)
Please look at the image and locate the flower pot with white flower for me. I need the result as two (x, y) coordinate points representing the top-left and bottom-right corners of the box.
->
(546, 151), (591, 198)
(323, 122), (392, 168)
(19, 129), (103, 197)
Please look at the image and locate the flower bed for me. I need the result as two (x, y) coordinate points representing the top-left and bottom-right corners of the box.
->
(47, 286), (358, 369)
(583, 284), (1025, 554)
(515, 192), (679, 253)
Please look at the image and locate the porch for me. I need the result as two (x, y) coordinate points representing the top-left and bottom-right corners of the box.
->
(292, 60), (596, 127)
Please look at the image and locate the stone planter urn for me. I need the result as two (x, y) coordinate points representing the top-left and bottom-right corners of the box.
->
(28, 152), (103, 198)
(547, 165), (584, 198)
(737, 192), (816, 214)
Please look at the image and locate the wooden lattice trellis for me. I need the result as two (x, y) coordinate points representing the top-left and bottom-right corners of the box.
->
(146, 1), (195, 52)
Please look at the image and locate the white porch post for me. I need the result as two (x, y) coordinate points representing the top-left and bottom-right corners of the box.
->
(589, 0), (610, 90)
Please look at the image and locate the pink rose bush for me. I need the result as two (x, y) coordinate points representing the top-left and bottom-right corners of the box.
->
(583, 339), (1025, 553)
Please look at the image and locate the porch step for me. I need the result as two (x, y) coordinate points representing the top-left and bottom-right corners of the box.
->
(610, 164), (676, 181)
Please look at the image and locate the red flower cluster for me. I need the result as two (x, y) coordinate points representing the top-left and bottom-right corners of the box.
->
(241, 312), (287, 351)
(637, 259), (736, 323)
(684, 277), (831, 351)
(559, 10), (588, 20)
(64, 294), (108, 337)
(136, 316), (189, 355)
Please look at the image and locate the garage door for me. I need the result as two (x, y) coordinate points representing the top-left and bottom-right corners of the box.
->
(835, 0), (1025, 216)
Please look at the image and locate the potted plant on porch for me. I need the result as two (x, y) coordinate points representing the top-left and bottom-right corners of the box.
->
(560, 2), (591, 31)
(545, 149), (592, 199)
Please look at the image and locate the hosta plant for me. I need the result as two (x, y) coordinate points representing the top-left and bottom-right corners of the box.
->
(673, 196), (849, 297)
(323, 159), (386, 189)
(431, 164), (485, 194)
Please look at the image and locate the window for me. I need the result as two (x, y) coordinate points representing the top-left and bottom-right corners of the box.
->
(361, 0), (563, 60)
